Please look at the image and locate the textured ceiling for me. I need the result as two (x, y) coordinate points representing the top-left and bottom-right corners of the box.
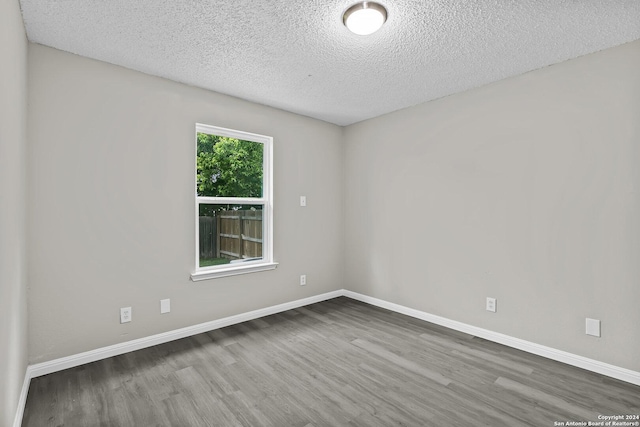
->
(19, 0), (640, 126)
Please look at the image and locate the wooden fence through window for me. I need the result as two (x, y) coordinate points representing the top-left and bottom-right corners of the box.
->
(199, 210), (263, 261)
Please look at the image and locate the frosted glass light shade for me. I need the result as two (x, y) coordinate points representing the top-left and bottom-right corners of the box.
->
(343, 2), (387, 36)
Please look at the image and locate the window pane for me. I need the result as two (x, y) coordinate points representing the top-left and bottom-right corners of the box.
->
(198, 204), (263, 268)
(196, 133), (264, 198)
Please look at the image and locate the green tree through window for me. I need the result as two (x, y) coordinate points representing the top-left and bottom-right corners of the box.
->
(196, 133), (263, 198)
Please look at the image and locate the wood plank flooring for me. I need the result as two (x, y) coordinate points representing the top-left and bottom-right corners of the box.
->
(22, 297), (640, 426)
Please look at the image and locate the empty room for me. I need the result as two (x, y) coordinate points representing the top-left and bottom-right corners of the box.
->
(2, 0), (639, 426)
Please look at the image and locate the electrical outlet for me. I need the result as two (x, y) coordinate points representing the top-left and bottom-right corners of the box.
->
(160, 299), (171, 314)
(120, 307), (132, 323)
(486, 297), (496, 313)
(300, 196), (307, 207)
(300, 274), (307, 286)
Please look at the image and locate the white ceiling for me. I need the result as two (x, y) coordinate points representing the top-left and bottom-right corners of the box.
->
(19, 0), (640, 126)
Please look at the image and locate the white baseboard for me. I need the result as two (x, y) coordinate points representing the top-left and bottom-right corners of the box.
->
(28, 290), (344, 379)
(12, 368), (31, 427)
(343, 290), (640, 387)
(13, 288), (640, 427)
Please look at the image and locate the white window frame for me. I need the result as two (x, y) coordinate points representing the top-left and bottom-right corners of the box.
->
(191, 124), (276, 281)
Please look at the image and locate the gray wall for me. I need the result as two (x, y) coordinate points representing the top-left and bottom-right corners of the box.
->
(344, 40), (640, 372)
(21, 31), (640, 380)
(0, 0), (29, 426)
(27, 44), (345, 363)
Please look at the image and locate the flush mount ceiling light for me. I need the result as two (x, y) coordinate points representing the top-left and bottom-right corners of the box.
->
(343, 2), (388, 36)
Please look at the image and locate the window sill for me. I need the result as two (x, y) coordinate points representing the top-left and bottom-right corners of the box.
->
(191, 262), (278, 281)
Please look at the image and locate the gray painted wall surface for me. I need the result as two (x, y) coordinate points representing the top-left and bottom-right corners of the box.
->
(27, 44), (345, 363)
(0, 1), (29, 426)
(21, 34), (640, 383)
(344, 40), (640, 372)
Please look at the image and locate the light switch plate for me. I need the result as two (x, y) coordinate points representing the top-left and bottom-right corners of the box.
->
(300, 196), (307, 207)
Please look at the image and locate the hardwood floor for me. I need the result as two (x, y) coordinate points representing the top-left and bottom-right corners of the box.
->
(22, 297), (640, 426)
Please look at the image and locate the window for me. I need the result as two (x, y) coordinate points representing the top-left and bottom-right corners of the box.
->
(191, 124), (276, 281)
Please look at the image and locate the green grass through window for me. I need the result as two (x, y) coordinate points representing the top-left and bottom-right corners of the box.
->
(200, 258), (231, 267)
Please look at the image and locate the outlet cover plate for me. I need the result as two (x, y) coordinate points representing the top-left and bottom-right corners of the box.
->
(486, 297), (497, 313)
(120, 307), (132, 323)
(586, 318), (601, 337)
(161, 299), (171, 314)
